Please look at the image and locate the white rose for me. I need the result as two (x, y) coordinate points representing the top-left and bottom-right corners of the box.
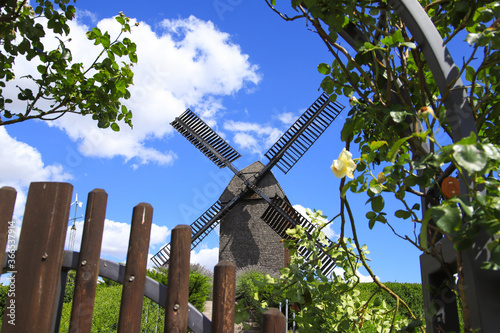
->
(330, 148), (357, 179)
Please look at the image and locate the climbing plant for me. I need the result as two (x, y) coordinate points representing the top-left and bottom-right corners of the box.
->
(262, 0), (500, 331)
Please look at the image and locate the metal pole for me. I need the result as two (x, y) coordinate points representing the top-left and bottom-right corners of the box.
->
(285, 299), (288, 333)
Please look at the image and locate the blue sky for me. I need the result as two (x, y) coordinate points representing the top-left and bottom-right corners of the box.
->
(1, 0), (427, 282)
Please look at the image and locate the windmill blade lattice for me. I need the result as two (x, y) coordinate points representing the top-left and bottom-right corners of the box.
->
(264, 93), (344, 174)
(171, 109), (241, 169)
(261, 197), (336, 276)
(151, 200), (228, 267)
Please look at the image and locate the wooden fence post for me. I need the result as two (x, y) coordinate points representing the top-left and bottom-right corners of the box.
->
(212, 261), (236, 333)
(262, 308), (286, 333)
(164, 225), (191, 333)
(69, 189), (108, 333)
(117, 203), (153, 333)
(1, 182), (73, 333)
(0, 186), (16, 268)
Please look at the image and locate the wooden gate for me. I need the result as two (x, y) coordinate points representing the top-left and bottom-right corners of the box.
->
(0, 182), (285, 332)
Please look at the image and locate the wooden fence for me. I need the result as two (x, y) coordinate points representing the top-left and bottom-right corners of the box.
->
(0, 182), (286, 333)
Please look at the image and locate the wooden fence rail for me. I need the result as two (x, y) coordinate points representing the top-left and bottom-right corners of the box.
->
(0, 183), (285, 333)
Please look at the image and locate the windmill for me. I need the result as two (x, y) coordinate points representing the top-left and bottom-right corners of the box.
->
(152, 93), (344, 275)
(67, 193), (83, 251)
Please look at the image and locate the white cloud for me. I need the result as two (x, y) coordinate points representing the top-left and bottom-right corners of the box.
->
(0, 127), (73, 221)
(5, 15), (261, 167)
(223, 120), (283, 155)
(333, 267), (374, 283)
(233, 132), (260, 155)
(61, 15), (261, 165)
(276, 112), (297, 126)
(75, 9), (98, 24)
(66, 218), (170, 263)
(191, 246), (219, 271)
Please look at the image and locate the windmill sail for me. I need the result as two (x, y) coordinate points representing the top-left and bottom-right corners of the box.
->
(261, 197), (336, 276)
(171, 109), (241, 169)
(151, 200), (229, 267)
(264, 93), (344, 174)
(158, 94), (344, 272)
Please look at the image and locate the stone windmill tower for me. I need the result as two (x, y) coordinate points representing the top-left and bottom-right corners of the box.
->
(151, 94), (344, 275)
(218, 161), (290, 273)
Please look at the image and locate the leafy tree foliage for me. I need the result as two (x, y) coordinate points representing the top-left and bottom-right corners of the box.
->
(266, 0), (500, 330)
(0, 0), (137, 130)
(234, 268), (281, 326)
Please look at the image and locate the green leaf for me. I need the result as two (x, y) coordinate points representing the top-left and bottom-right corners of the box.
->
(371, 196), (384, 212)
(395, 210), (412, 219)
(453, 144), (487, 173)
(392, 29), (404, 44)
(466, 65), (476, 82)
(419, 210), (432, 249)
(431, 204), (462, 234)
(100, 33), (111, 49)
(366, 211), (377, 219)
(110, 44), (122, 56)
(369, 183), (383, 195)
(449, 197), (474, 217)
(116, 15), (126, 25)
(401, 42), (416, 49)
(318, 63), (331, 75)
(37, 65), (47, 74)
(388, 136), (411, 162)
(369, 140), (388, 151)
(343, 85), (353, 97)
(128, 52), (138, 63)
(341, 119), (354, 142)
(110, 123), (120, 132)
(92, 27), (102, 37)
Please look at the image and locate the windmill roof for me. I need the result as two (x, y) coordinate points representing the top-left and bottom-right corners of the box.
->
(219, 161), (288, 203)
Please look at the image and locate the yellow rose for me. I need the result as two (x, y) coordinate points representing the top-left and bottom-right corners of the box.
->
(330, 148), (356, 179)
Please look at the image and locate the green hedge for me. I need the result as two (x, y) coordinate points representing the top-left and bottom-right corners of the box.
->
(356, 282), (425, 320)
(146, 266), (212, 312)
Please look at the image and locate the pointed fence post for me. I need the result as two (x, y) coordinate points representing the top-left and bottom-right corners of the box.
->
(0, 186), (16, 268)
(117, 203), (153, 333)
(69, 189), (108, 333)
(164, 225), (191, 333)
(212, 261), (236, 333)
(1, 182), (73, 333)
(262, 308), (286, 333)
